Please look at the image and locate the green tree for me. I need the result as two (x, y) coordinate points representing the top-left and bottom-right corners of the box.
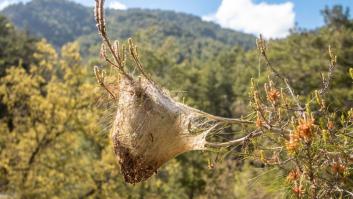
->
(321, 5), (352, 29)
(0, 40), (105, 198)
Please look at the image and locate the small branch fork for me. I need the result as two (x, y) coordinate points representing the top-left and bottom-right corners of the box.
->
(94, 0), (133, 82)
(94, 0), (156, 82)
(94, 66), (116, 99)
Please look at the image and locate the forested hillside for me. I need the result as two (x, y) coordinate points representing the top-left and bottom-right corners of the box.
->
(1, 0), (255, 51)
(1, 0), (94, 47)
(0, 0), (352, 198)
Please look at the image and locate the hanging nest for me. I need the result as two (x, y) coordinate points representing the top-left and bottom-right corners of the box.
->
(110, 75), (212, 183)
(95, 60), (253, 183)
(94, 0), (260, 184)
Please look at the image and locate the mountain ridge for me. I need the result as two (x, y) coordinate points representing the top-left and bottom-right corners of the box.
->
(1, 0), (256, 50)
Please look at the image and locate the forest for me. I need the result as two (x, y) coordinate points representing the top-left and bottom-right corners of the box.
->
(0, 0), (352, 198)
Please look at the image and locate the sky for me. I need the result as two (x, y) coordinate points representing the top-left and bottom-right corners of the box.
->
(0, 0), (352, 38)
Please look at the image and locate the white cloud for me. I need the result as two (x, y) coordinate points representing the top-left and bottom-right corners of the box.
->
(109, 1), (127, 10)
(203, 0), (295, 38)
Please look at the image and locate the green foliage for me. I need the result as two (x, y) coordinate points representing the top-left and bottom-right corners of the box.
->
(321, 5), (352, 29)
(0, 40), (104, 198)
(259, 26), (353, 108)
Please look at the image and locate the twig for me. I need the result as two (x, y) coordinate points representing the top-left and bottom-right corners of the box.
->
(94, 0), (131, 80)
(256, 35), (304, 113)
(94, 66), (116, 99)
(205, 129), (262, 148)
(128, 39), (156, 84)
(319, 45), (337, 96)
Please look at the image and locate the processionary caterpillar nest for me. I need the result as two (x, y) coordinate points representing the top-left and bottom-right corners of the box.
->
(94, 0), (265, 184)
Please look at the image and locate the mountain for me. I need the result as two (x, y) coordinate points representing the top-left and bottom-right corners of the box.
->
(1, 0), (94, 47)
(1, 0), (255, 51)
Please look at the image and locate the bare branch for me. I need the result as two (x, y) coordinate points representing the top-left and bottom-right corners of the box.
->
(128, 38), (156, 84)
(205, 129), (262, 148)
(94, 0), (131, 79)
(94, 66), (116, 99)
(319, 45), (337, 96)
(256, 34), (304, 113)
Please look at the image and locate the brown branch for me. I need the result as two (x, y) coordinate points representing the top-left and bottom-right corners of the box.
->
(128, 38), (156, 84)
(319, 45), (337, 96)
(205, 129), (262, 148)
(94, 66), (116, 99)
(256, 35), (303, 113)
(94, 0), (131, 80)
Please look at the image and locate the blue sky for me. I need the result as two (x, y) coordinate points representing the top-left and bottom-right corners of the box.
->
(264, 0), (353, 29)
(95, 0), (353, 30)
(1, 0), (352, 38)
